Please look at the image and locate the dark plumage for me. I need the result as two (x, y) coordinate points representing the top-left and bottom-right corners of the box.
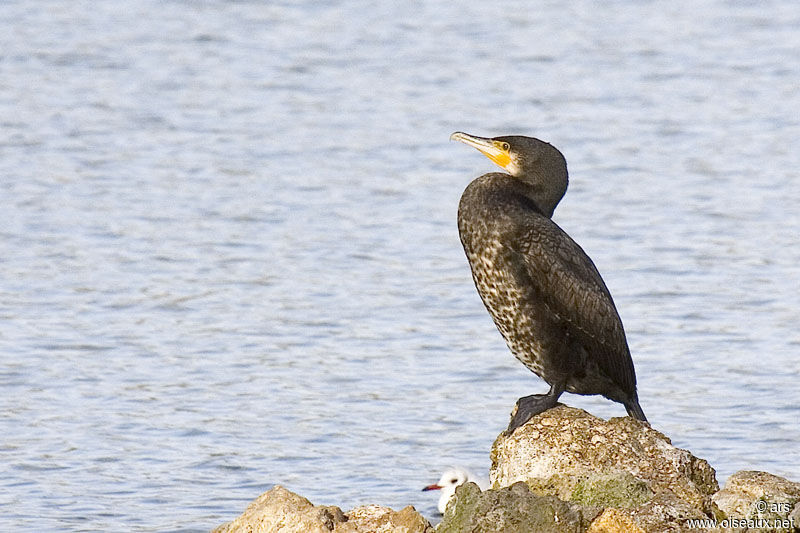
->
(451, 132), (646, 434)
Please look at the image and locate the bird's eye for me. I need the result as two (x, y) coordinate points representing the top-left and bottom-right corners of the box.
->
(502, 142), (510, 151)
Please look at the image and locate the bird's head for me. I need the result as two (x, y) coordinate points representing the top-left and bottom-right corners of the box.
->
(422, 467), (474, 515)
(422, 467), (470, 493)
(450, 131), (569, 217)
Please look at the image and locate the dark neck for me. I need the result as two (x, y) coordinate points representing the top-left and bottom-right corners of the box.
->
(516, 169), (567, 218)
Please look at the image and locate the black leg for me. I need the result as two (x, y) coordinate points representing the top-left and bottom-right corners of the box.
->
(506, 382), (565, 435)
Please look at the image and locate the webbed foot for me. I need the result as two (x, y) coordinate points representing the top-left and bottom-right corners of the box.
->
(505, 382), (565, 435)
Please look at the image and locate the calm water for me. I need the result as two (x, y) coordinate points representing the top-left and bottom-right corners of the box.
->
(2, 1), (799, 530)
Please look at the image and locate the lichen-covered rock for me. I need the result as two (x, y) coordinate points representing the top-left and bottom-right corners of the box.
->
(712, 470), (800, 533)
(212, 485), (433, 533)
(569, 472), (653, 508)
(436, 480), (597, 533)
(213, 409), (800, 533)
(491, 405), (719, 513)
(587, 490), (710, 533)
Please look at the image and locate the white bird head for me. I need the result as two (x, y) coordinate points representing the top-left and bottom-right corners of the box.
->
(422, 467), (480, 514)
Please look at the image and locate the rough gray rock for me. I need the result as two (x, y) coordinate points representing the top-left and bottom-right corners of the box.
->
(436, 480), (596, 533)
(212, 485), (433, 533)
(213, 407), (800, 533)
(491, 405), (719, 515)
(712, 470), (800, 533)
(586, 491), (710, 533)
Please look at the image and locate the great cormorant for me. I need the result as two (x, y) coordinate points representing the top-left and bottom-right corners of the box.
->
(451, 131), (646, 434)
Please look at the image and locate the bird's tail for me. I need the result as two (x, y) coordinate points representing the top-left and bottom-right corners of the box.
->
(625, 397), (647, 422)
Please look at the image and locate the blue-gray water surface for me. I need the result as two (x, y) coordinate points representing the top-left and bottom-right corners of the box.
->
(2, 1), (799, 531)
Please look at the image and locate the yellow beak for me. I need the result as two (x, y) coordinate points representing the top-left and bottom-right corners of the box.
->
(450, 131), (513, 172)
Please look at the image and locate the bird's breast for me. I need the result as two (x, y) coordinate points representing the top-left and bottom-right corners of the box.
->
(462, 236), (549, 374)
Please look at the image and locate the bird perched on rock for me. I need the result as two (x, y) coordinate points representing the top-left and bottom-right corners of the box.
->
(451, 132), (647, 435)
(422, 467), (488, 514)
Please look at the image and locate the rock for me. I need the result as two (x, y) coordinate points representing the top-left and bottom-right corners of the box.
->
(345, 504), (434, 533)
(213, 407), (800, 533)
(212, 485), (345, 533)
(586, 507), (645, 533)
(213, 485), (433, 533)
(587, 491), (709, 533)
(436, 480), (596, 533)
(712, 470), (800, 532)
(491, 405), (719, 515)
(569, 472), (653, 508)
